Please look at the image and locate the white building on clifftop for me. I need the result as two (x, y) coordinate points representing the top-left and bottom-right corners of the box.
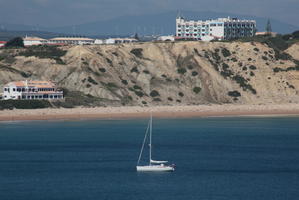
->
(176, 16), (256, 41)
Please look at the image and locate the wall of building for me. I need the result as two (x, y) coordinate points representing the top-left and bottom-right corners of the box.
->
(176, 17), (256, 41)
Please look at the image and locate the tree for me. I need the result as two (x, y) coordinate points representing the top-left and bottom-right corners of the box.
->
(5, 37), (24, 48)
(265, 19), (272, 34)
(292, 30), (299, 39)
(134, 33), (139, 41)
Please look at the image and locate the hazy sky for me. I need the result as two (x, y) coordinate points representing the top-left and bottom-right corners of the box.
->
(0, 0), (298, 27)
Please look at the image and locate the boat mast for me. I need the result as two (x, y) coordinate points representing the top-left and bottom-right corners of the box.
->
(149, 113), (152, 165)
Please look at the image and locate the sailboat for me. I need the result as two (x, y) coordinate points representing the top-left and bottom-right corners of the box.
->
(136, 114), (175, 172)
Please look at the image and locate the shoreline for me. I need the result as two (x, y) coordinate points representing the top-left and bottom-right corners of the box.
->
(1, 104), (299, 122)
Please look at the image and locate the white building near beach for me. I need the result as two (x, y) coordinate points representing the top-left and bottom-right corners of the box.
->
(176, 16), (256, 41)
(2, 80), (63, 100)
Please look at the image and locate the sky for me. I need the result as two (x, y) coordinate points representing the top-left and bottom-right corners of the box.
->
(0, 0), (298, 27)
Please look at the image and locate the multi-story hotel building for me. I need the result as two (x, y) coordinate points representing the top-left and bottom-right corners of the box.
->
(176, 16), (256, 41)
(2, 80), (63, 100)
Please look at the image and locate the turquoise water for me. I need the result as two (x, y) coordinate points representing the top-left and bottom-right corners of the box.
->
(0, 117), (299, 200)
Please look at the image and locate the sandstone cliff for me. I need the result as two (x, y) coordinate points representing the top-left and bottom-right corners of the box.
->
(0, 41), (299, 106)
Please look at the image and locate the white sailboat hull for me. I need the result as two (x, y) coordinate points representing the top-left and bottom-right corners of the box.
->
(136, 165), (175, 172)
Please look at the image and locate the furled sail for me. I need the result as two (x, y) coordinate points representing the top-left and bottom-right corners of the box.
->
(150, 159), (168, 164)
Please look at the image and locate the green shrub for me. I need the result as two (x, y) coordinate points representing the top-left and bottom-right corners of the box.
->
(153, 98), (161, 102)
(228, 91), (241, 97)
(121, 80), (128, 85)
(131, 67), (139, 73)
(231, 57), (238, 62)
(0, 100), (52, 110)
(222, 63), (230, 70)
(187, 65), (194, 70)
(5, 37), (24, 48)
(168, 97), (173, 101)
(133, 85), (142, 90)
(177, 68), (187, 74)
(106, 82), (117, 89)
(193, 87), (201, 94)
(130, 48), (143, 58)
(87, 76), (98, 85)
(192, 71), (198, 76)
(221, 48), (231, 57)
(143, 70), (150, 74)
(178, 92), (184, 97)
(99, 68), (106, 72)
(253, 48), (259, 52)
(53, 91), (101, 108)
(106, 58), (112, 64)
(262, 56), (268, 61)
(134, 91), (144, 97)
(150, 90), (160, 97)
(232, 75), (256, 94)
(19, 45), (66, 64)
(249, 65), (257, 70)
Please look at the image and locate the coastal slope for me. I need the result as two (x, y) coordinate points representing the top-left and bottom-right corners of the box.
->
(0, 41), (299, 107)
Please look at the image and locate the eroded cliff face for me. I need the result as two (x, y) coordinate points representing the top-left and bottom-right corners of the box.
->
(0, 41), (299, 106)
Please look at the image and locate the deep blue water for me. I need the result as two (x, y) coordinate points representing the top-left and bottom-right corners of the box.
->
(0, 116), (299, 200)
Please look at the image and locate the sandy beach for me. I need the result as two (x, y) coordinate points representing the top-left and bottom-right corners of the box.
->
(1, 104), (299, 121)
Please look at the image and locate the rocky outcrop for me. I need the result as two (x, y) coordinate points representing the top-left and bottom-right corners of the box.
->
(1, 41), (299, 106)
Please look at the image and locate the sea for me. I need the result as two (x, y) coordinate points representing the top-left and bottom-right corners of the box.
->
(0, 116), (299, 200)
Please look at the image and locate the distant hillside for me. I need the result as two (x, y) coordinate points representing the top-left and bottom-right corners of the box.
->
(1, 11), (298, 37)
(47, 11), (299, 35)
(1, 37), (299, 107)
(0, 30), (66, 41)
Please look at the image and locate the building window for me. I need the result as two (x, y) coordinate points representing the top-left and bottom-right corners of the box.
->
(4, 88), (7, 91)
(13, 88), (16, 92)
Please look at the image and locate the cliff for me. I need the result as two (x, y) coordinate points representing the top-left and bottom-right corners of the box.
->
(1, 41), (299, 107)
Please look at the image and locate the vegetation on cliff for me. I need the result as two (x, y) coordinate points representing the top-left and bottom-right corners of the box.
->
(0, 39), (299, 109)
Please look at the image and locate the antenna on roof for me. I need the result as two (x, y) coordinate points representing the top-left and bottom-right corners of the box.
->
(177, 10), (183, 19)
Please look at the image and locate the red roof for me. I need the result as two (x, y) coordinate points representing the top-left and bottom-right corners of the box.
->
(0, 41), (7, 44)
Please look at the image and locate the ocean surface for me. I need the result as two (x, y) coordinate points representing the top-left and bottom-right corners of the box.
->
(0, 116), (299, 200)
